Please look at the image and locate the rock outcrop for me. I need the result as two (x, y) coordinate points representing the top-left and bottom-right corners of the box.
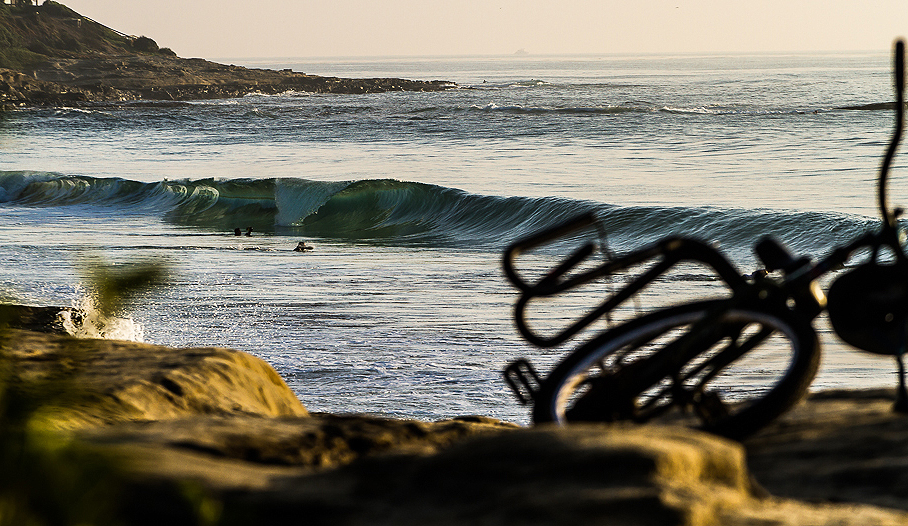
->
(0, 328), (307, 429)
(4, 310), (908, 525)
(0, 2), (453, 108)
(0, 55), (453, 107)
(1, 54), (453, 107)
(746, 388), (908, 512)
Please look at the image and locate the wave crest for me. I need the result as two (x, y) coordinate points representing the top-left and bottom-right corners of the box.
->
(0, 172), (873, 256)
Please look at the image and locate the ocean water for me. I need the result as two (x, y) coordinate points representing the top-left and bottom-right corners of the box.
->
(1, 51), (907, 424)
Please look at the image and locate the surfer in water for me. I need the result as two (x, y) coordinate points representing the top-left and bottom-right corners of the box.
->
(294, 241), (313, 252)
(245, 227), (253, 237)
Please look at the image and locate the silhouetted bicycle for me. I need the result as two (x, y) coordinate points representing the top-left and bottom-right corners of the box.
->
(503, 40), (908, 440)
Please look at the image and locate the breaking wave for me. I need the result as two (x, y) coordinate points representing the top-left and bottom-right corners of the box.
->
(0, 171), (875, 258)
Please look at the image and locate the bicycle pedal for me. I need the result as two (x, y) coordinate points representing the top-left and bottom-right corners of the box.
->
(693, 391), (730, 425)
(503, 359), (542, 405)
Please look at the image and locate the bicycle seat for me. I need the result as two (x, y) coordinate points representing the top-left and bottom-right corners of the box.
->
(827, 260), (908, 356)
(755, 237), (810, 274)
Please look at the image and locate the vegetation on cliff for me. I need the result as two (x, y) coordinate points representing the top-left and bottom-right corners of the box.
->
(0, 1), (173, 71)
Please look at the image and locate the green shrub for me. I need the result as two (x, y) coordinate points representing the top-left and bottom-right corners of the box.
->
(39, 1), (78, 18)
(131, 35), (158, 53)
(0, 47), (45, 70)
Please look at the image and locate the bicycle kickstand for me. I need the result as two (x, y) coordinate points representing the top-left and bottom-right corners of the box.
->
(503, 358), (542, 405)
(895, 352), (908, 413)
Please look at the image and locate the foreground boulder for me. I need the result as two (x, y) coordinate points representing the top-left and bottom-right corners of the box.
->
(0, 327), (308, 428)
(78, 421), (908, 526)
(746, 388), (908, 511)
(3, 324), (908, 524)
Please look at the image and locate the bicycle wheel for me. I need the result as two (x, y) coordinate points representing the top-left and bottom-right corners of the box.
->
(532, 300), (819, 440)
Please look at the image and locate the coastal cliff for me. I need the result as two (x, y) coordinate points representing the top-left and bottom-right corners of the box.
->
(4, 305), (908, 525)
(0, 2), (452, 107)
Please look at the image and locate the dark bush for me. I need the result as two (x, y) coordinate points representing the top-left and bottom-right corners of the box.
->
(59, 36), (81, 52)
(131, 35), (158, 53)
(40, 1), (78, 17)
(26, 40), (50, 55)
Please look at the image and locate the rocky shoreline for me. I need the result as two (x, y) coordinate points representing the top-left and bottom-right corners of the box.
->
(0, 2), (456, 108)
(0, 54), (454, 108)
(3, 304), (908, 525)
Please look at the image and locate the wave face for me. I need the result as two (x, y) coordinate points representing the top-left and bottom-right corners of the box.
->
(0, 171), (875, 257)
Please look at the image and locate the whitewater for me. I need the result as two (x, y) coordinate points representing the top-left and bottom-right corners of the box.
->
(1, 52), (906, 423)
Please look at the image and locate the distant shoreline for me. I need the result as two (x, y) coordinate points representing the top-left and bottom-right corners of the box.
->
(0, 54), (455, 109)
(0, 3), (454, 108)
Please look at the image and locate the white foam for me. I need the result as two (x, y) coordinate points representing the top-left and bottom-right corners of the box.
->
(60, 293), (145, 343)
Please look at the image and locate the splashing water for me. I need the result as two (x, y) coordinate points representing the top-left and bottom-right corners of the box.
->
(60, 291), (145, 342)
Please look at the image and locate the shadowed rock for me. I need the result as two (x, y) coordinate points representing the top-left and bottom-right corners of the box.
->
(746, 388), (908, 511)
(4, 323), (908, 524)
(0, 304), (84, 334)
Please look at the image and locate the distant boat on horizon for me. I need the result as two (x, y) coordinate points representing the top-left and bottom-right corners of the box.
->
(514, 48), (529, 56)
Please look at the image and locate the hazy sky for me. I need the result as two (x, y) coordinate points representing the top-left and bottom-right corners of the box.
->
(61, 1), (908, 59)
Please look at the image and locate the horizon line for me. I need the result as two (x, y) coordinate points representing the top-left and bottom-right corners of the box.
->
(210, 48), (889, 63)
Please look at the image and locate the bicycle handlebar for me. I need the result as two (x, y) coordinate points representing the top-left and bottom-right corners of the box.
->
(503, 39), (907, 350)
(879, 39), (905, 233)
(502, 212), (599, 292)
(511, 234), (748, 347)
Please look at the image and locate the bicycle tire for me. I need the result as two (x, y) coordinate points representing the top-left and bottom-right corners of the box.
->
(531, 300), (819, 440)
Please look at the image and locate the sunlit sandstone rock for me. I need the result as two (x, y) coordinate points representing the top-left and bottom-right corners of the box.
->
(3, 320), (908, 525)
(0, 327), (308, 428)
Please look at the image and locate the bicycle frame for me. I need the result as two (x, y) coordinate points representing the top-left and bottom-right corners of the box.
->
(503, 40), (908, 421)
(505, 40), (905, 348)
(503, 227), (748, 348)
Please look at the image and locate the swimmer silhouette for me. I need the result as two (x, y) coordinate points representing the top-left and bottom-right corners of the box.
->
(245, 227), (253, 237)
(294, 241), (313, 252)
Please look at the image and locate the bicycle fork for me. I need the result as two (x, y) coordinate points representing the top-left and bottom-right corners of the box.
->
(503, 358), (542, 405)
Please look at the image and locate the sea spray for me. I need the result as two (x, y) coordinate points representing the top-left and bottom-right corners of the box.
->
(61, 292), (145, 342)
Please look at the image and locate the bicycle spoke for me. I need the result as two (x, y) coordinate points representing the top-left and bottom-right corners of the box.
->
(693, 391), (731, 425)
(591, 320), (736, 420)
(533, 301), (819, 440)
(616, 322), (775, 422)
(700, 326), (773, 383)
(635, 380), (675, 415)
(681, 324), (773, 388)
